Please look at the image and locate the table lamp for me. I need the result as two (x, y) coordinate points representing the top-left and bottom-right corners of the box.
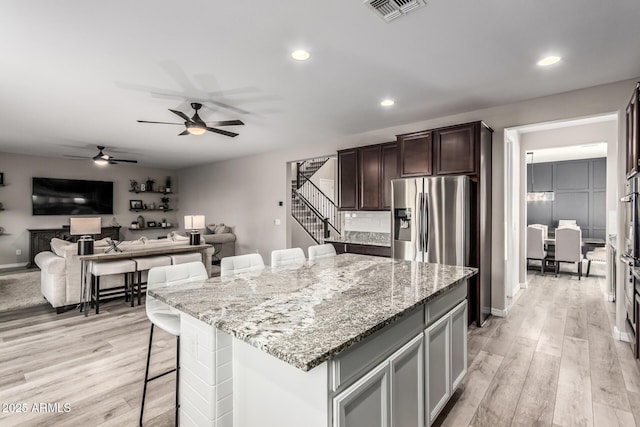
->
(185, 215), (205, 245)
(70, 217), (102, 255)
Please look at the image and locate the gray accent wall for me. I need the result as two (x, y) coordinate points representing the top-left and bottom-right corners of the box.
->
(527, 157), (606, 238)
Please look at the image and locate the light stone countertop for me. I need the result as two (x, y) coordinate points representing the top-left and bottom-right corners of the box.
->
(149, 253), (477, 371)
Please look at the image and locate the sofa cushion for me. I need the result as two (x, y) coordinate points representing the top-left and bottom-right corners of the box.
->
(202, 233), (236, 244)
(167, 232), (189, 242)
(51, 238), (74, 257)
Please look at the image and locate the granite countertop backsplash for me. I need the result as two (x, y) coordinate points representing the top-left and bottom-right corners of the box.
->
(149, 253), (477, 372)
(325, 231), (391, 247)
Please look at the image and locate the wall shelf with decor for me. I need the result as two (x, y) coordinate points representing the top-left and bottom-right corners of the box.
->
(129, 208), (174, 213)
(128, 189), (175, 195)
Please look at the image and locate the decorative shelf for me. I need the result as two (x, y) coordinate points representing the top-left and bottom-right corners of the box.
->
(128, 226), (175, 231)
(129, 190), (175, 195)
(129, 209), (173, 212)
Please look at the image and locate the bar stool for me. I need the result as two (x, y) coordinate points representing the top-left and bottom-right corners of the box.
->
(220, 253), (265, 276)
(140, 261), (208, 427)
(130, 255), (172, 306)
(308, 243), (337, 261)
(90, 259), (137, 314)
(169, 252), (202, 266)
(271, 248), (305, 267)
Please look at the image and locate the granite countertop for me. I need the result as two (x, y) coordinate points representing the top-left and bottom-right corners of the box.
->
(149, 253), (477, 371)
(324, 236), (391, 247)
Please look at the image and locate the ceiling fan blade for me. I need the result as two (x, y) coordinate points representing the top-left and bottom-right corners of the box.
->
(169, 109), (192, 123)
(178, 130), (190, 136)
(206, 120), (245, 126)
(206, 127), (238, 138)
(111, 158), (138, 164)
(64, 155), (92, 159)
(137, 120), (183, 125)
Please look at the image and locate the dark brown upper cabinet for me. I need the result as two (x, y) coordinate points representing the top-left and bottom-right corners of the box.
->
(338, 149), (358, 210)
(626, 83), (640, 179)
(359, 145), (382, 210)
(338, 142), (398, 211)
(434, 123), (476, 175)
(381, 143), (398, 209)
(398, 131), (432, 177)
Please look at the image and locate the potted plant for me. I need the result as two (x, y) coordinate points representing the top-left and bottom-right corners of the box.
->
(145, 177), (155, 192)
(160, 197), (170, 210)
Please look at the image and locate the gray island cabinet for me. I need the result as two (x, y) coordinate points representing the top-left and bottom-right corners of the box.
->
(149, 254), (476, 427)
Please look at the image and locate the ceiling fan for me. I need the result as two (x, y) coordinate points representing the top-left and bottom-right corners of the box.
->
(65, 146), (138, 166)
(137, 102), (244, 137)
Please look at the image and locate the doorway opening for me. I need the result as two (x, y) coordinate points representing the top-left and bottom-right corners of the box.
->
(504, 113), (618, 308)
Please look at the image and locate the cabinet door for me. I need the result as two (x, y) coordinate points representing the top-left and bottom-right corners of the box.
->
(338, 149), (359, 210)
(381, 143), (398, 210)
(449, 300), (467, 391)
(398, 131), (432, 177)
(425, 313), (450, 425)
(627, 86), (639, 179)
(333, 360), (389, 427)
(390, 334), (424, 427)
(359, 145), (382, 210)
(434, 123), (476, 175)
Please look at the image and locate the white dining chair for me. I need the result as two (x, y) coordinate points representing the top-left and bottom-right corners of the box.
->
(308, 243), (337, 261)
(220, 253), (265, 276)
(554, 227), (583, 279)
(271, 248), (305, 267)
(528, 223), (549, 239)
(526, 226), (547, 275)
(558, 219), (578, 227)
(140, 261), (208, 427)
(585, 246), (607, 277)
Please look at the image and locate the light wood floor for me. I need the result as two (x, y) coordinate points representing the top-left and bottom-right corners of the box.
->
(0, 301), (176, 426)
(0, 268), (638, 426)
(435, 268), (640, 427)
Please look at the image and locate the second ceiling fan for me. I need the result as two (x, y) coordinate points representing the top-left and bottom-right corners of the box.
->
(137, 102), (244, 137)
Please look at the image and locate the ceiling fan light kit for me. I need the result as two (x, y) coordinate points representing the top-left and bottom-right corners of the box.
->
(65, 146), (138, 166)
(137, 102), (244, 137)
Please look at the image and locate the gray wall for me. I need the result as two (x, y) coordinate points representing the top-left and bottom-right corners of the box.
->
(527, 158), (606, 238)
(0, 152), (178, 268)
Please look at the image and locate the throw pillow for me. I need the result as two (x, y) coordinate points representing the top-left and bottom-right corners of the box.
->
(94, 237), (113, 247)
(206, 224), (217, 233)
(51, 238), (74, 257)
(214, 224), (227, 234)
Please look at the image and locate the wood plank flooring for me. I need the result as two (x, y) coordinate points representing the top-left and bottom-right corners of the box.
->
(0, 265), (638, 426)
(436, 267), (640, 427)
(0, 302), (175, 426)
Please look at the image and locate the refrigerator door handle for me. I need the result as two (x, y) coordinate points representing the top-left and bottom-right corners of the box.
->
(423, 195), (429, 258)
(417, 192), (423, 253)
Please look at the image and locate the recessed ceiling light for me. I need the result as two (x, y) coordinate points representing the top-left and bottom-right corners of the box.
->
(537, 55), (561, 67)
(291, 50), (310, 61)
(380, 99), (395, 107)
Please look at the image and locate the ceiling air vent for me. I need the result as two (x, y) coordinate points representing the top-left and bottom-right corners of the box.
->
(364, 0), (425, 22)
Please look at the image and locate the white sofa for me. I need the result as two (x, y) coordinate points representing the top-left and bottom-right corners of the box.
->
(35, 235), (214, 312)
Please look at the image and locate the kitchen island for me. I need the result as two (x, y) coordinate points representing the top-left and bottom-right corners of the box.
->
(149, 253), (477, 427)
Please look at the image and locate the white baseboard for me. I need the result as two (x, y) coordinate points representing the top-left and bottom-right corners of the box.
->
(614, 326), (632, 342)
(491, 307), (508, 317)
(519, 281), (528, 289)
(0, 262), (29, 270)
(510, 282), (521, 298)
(605, 293), (615, 302)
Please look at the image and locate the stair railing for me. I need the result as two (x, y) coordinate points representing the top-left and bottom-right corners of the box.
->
(295, 172), (339, 234)
(291, 189), (329, 243)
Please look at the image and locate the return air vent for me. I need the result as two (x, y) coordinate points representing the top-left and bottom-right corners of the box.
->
(364, 0), (425, 22)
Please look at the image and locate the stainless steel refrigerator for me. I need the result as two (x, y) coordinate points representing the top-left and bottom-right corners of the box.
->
(391, 176), (470, 266)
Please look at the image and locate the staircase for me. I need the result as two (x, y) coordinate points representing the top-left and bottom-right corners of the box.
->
(291, 157), (340, 243)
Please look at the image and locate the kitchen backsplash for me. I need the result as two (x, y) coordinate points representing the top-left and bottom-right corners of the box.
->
(342, 211), (390, 232)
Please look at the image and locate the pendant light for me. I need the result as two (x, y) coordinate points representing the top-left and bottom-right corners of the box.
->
(526, 152), (554, 202)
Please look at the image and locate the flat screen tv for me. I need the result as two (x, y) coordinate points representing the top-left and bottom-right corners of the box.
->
(32, 177), (114, 215)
